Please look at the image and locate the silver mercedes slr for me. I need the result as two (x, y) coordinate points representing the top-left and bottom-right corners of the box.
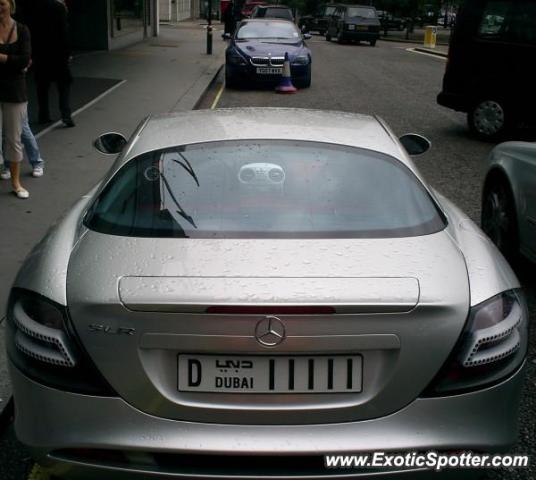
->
(6, 109), (528, 479)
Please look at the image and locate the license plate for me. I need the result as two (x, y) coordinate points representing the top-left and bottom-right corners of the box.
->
(256, 67), (283, 75)
(356, 25), (368, 31)
(178, 354), (363, 393)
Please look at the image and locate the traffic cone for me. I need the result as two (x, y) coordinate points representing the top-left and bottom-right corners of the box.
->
(275, 52), (297, 94)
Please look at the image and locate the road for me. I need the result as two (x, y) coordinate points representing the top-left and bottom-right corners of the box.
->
(1, 35), (534, 480)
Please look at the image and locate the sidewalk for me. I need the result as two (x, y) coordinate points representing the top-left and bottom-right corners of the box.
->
(374, 25), (450, 57)
(0, 21), (225, 417)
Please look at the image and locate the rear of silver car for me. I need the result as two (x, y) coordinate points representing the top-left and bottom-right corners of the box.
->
(6, 111), (528, 479)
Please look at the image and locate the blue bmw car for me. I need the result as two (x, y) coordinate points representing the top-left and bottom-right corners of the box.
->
(225, 19), (312, 88)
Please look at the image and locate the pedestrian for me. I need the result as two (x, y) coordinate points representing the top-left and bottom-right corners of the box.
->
(25, 0), (74, 127)
(1, 113), (45, 179)
(0, 0), (31, 198)
(223, 1), (236, 37)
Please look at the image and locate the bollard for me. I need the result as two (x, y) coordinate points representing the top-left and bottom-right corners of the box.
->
(423, 25), (437, 48)
(206, 25), (213, 55)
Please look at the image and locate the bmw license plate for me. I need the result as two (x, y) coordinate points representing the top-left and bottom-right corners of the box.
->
(178, 354), (363, 393)
(256, 67), (283, 75)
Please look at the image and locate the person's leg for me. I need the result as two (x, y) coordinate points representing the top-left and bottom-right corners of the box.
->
(57, 77), (74, 127)
(21, 111), (44, 173)
(36, 75), (52, 123)
(0, 108), (6, 177)
(2, 102), (29, 197)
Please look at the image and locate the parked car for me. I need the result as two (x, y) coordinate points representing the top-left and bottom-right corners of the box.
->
(298, 4), (340, 35)
(482, 141), (536, 263)
(250, 4), (294, 22)
(7, 107), (527, 479)
(376, 10), (406, 31)
(437, 0), (536, 140)
(241, 0), (267, 18)
(225, 19), (312, 88)
(325, 4), (381, 45)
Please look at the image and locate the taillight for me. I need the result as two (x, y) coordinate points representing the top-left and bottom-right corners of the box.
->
(422, 289), (528, 396)
(6, 289), (116, 396)
(12, 295), (77, 367)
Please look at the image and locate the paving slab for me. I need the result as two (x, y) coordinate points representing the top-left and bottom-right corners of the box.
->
(0, 21), (225, 418)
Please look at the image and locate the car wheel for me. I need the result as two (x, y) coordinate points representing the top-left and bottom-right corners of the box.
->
(370, 39), (377, 46)
(481, 175), (519, 260)
(468, 99), (509, 140)
(325, 31), (331, 41)
(336, 30), (345, 44)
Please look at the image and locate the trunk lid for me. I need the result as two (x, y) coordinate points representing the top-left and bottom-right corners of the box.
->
(67, 231), (469, 424)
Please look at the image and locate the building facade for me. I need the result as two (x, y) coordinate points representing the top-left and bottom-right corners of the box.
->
(64, 0), (159, 50)
(159, 0), (199, 22)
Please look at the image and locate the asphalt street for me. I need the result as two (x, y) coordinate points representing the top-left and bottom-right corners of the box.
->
(1, 34), (534, 480)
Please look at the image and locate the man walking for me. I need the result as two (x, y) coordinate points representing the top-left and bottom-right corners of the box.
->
(26, 0), (74, 127)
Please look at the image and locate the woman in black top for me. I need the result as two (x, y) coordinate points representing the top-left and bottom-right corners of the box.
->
(0, 0), (31, 198)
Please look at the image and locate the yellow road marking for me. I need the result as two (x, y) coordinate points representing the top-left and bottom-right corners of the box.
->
(210, 82), (225, 110)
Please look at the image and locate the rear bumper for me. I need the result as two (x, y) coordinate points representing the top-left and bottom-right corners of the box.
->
(11, 361), (525, 479)
(342, 30), (380, 41)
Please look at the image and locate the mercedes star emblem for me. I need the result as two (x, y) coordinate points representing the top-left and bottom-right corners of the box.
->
(255, 316), (286, 347)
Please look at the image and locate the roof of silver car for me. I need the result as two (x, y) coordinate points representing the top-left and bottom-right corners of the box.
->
(125, 108), (408, 164)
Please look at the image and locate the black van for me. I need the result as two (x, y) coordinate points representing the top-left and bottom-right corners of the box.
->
(437, 0), (536, 139)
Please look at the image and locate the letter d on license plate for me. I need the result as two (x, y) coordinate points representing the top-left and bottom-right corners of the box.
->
(178, 354), (363, 393)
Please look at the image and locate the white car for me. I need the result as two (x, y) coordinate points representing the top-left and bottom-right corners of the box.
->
(482, 141), (536, 262)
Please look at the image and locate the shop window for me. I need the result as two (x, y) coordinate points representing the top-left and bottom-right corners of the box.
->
(112, 0), (145, 37)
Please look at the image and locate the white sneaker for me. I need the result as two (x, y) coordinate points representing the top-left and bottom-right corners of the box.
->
(0, 169), (11, 180)
(13, 188), (30, 199)
(32, 166), (44, 177)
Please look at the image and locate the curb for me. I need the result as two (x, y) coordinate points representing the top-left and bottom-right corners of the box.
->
(412, 47), (448, 58)
(193, 63), (224, 110)
(171, 57), (225, 112)
(380, 36), (449, 47)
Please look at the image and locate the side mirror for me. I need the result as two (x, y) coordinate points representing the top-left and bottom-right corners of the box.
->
(223, 32), (232, 40)
(399, 133), (431, 156)
(303, 33), (312, 40)
(93, 132), (127, 155)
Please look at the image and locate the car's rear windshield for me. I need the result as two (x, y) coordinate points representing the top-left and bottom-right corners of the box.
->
(325, 6), (336, 15)
(255, 7), (293, 19)
(237, 21), (299, 39)
(84, 140), (446, 239)
(266, 8), (292, 18)
(346, 7), (376, 18)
